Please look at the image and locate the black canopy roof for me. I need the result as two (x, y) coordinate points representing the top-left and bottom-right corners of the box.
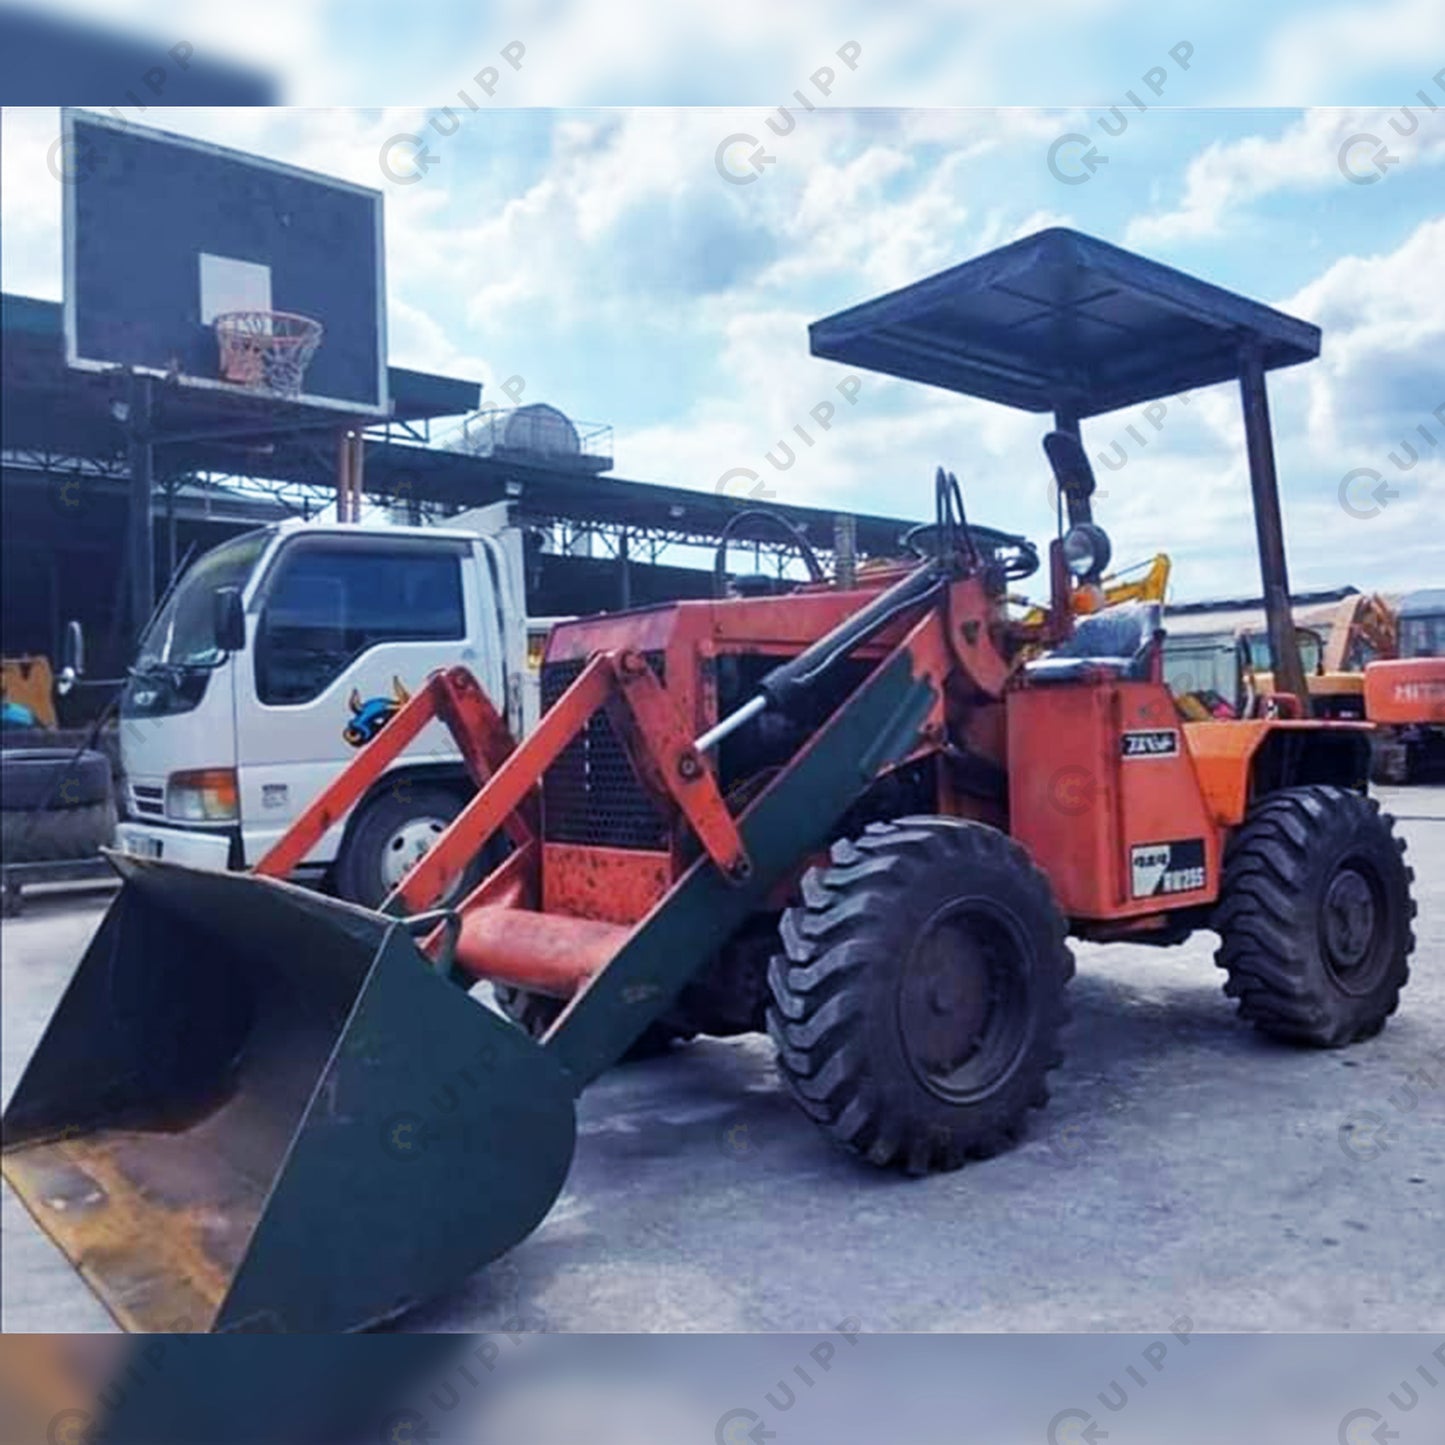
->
(809, 228), (1321, 418)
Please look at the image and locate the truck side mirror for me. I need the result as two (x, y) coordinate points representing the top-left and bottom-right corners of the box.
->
(57, 619), (85, 694)
(213, 587), (247, 653)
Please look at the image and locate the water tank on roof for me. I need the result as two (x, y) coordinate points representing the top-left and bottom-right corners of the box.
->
(498, 403), (581, 458)
(446, 402), (614, 473)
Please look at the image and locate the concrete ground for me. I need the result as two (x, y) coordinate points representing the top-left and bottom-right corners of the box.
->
(4, 787), (1442, 1334)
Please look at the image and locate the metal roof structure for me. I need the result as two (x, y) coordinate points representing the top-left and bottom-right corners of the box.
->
(809, 227), (1321, 417)
(1165, 592), (1362, 641)
(1166, 585), (1357, 617)
(2, 292), (943, 564)
(1400, 587), (1445, 617)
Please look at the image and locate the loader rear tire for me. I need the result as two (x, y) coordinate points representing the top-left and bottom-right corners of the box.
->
(768, 817), (1073, 1175)
(1214, 785), (1415, 1046)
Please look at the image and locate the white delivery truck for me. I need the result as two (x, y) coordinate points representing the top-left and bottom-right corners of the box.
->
(108, 503), (546, 907)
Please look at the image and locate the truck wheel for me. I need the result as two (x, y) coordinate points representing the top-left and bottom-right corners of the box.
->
(492, 984), (692, 1062)
(768, 816), (1073, 1175)
(333, 783), (476, 910)
(1214, 785), (1415, 1046)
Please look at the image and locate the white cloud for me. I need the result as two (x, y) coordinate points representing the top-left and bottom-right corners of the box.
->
(1126, 104), (1445, 245)
(1240, 0), (1445, 103)
(4, 101), (1438, 601)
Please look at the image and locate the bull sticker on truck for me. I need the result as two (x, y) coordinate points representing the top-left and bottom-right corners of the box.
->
(343, 676), (411, 747)
(1131, 839), (1206, 898)
(1121, 728), (1180, 758)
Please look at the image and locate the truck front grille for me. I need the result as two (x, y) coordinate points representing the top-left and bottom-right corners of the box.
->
(129, 783), (165, 818)
(540, 653), (668, 849)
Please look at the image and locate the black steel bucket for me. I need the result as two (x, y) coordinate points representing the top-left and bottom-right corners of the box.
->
(1, 856), (577, 1333)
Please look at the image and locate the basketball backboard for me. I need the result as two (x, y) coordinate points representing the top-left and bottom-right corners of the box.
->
(63, 109), (388, 416)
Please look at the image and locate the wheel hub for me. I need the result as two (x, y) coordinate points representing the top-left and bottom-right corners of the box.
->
(898, 905), (1030, 1104)
(1322, 866), (1379, 978)
(380, 816), (448, 890)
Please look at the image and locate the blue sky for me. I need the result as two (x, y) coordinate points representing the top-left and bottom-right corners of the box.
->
(2, 4), (1442, 602)
(16, 0), (1445, 108)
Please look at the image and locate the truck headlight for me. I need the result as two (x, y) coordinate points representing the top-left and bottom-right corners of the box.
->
(166, 768), (239, 822)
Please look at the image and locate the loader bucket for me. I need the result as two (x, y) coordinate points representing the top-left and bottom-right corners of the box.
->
(1, 856), (577, 1334)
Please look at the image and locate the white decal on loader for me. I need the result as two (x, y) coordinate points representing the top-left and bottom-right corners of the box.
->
(1122, 729), (1180, 758)
(1131, 839), (1206, 898)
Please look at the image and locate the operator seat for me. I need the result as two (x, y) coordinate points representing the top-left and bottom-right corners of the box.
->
(1025, 601), (1164, 683)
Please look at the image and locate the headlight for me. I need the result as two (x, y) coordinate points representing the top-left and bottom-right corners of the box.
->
(1062, 522), (1112, 581)
(166, 768), (239, 821)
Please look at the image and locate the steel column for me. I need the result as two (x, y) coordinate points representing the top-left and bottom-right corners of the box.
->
(1238, 345), (1310, 711)
(126, 372), (155, 642)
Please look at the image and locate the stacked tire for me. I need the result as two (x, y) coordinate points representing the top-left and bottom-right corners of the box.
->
(0, 748), (117, 864)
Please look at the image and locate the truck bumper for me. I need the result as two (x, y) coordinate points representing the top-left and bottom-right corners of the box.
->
(114, 821), (235, 872)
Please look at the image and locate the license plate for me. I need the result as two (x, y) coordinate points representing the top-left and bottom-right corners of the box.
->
(129, 835), (163, 859)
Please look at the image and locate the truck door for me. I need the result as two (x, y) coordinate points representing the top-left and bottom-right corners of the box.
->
(233, 533), (482, 866)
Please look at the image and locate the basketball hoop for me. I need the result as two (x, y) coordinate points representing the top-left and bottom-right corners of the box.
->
(214, 310), (323, 398)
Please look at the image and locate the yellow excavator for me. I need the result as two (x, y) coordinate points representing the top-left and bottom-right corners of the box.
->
(1240, 591), (1396, 719)
(1020, 551), (1171, 621)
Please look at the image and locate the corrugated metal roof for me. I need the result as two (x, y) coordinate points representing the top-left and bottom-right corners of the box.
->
(1400, 587), (1445, 617)
(1165, 595), (1359, 639)
(809, 228), (1320, 417)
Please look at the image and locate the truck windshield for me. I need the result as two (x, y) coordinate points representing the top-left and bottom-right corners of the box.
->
(136, 529), (274, 669)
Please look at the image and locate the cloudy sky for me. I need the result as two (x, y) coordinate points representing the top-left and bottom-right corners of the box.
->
(2, 3), (1442, 603)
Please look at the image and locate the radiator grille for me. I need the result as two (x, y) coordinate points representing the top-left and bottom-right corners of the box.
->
(540, 652), (669, 849)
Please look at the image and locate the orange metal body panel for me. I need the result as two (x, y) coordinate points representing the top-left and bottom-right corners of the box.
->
(1183, 718), (1371, 826)
(1182, 718), (1276, 826)
(1364, 658), (1445, 725)
(1008, 680), (1220, 919)
(542, 843), (671, 924)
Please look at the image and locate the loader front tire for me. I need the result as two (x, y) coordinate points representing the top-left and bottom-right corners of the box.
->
(1214, 785), (1415, 1046)
(768, 817), (1073, 1175)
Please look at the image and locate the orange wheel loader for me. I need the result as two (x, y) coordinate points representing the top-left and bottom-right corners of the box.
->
(2, 229), (1417, 1333)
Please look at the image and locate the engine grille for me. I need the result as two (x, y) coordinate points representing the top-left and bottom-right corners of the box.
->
(540, 652), (669, 849)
